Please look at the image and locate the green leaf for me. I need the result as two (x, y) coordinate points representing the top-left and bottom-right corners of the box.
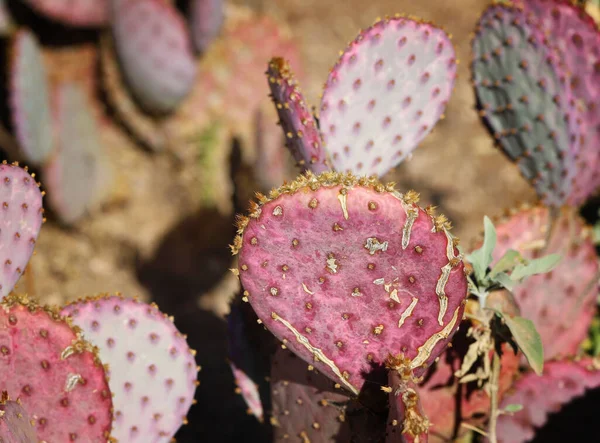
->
(503, 403), (523, 413)
(502, 315), (544, 375)
(491, 272), (516, 292)
(490, 249), (522, 278)
(510, 254), (562, 281)
(467, 216), (497, 282)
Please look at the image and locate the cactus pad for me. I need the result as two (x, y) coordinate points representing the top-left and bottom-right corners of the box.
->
(0, 393), (38, 443)
(61, 294), (199, 442)
(233, 171), (468, 393)
(43, 83), (108, 225)
(0, 163), (44, 299)
(22, 0), (108, 27)
(492, 205), (598, 361)
(471, 4), (581, 207)
(189, 0), (223, 54)
(386, 370), (429, 443)
(515, 0), (600, 205)
(112, 0), (197, 114)
(230, 363), (263, 421)
(498, 358), (600, 443)
(319, 16), (456, 177)
(267, 58), (329, 174)
(9, 30), (53, 166)
(0, 295), (113, 442)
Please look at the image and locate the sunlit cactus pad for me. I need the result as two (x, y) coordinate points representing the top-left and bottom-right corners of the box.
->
(0, 295), (113, 442)
(319, 15), (457, 177)
(62, 294), (199, 442)
(22, 0), (108, 27)
(233, 172), (467, 393)
(112, 0), (197, 114)
(0, 162), (44, 299)
(43, 83), (107, 225)
(492, 205), (598, 361)
(471, 4), (581, 207)
(9, 30), (53, 165)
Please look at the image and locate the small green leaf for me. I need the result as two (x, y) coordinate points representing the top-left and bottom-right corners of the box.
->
(510, 254), (562, 282)
(490, 249), (521, 278)
(503, 403), (523, 413)
(491, 272), (516, 292)
(502, 315), (544, 375)
(467, 216), (497, 282)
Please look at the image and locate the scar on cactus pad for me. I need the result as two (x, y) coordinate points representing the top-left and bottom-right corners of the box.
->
(0, 162), (44, 299)
(61, 294), (199, 442)
(0, 294), (113, 442)
(231, 171), (468, 394)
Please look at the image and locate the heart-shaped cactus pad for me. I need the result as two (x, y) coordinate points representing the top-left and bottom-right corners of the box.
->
(233, 172), (468, 394)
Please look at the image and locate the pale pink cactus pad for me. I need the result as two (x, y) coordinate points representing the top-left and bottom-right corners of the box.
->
(0, 163), (44, 299)
(230, 363), (263, 422)
(233, 172), (468, 394)
(492, 206), (598, 361)
(319, 16), (457, 177)
(0, 295), (113, 442)
(22, 0), (108, 26)
(61, 294), (199, 443)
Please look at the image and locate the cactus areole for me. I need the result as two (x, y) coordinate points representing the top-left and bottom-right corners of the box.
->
(233, 172), (468, 393)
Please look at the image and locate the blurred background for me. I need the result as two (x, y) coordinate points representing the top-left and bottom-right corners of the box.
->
(1, 0), (598, 441)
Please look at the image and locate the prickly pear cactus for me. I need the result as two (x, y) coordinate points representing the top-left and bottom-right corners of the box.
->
(0, 295), (113, 442)
(319, 15), (457, 177)
(189, 0), (223, 54)
(111, 0), (197, 114)
(9, 30), (53, 166)
(491, 205), (598, 361)
(230, 363), (263, 422)
(498, 358), (600, 443)
(21, 0), (108, 27)
(386, 368), (429, 443)
(61, 294), (199, 442)
(43, 83), (110, 225)
(515, 0), (600, 205)
(471, 4), (581, 207)
(232, 171), (468, 393)
(0, 393), (38, 443)
(0, 162), (44, 299)
(266, 58), (329, 174)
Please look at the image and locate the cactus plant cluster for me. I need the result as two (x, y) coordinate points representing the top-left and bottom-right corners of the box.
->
(0, 162), (198, 441)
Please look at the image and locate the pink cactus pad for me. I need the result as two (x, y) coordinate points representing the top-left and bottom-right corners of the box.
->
(230, 363), (263, 422)
(267, 58), (330, 174)
(319, 16), (456, 177)
(0, 162), (44, 299)
(270, 348), (358, 442)
(189, 0), (223, 54)
(112, 0), (197, 114)
(498, 358), (600, 443)
(0, 393), (38, 443)
(233, 172), (468, 394)
(22, 0), (108, 27)
(44, 83), (109, 225)
(61, 294), (199, 442)
(9, 30), (53, 166)
(514, 0), (600, 206)
(0, 295), (113, 441)
(491, 205), (598, 361)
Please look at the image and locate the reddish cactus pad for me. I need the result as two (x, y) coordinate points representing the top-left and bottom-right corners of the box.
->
(498, 358), (600, 443)
(0, 163), (44, 299)
(61, 295), (199, 442)
(491, 206), (598, 361)
(230, 363), (263, 422)
(22, 0), (108, 27)
(0, 295), (113, 442)
(0, 393), (38, 442)
(319, 16), (456, 177)
(267, 58), (329, 174)
(112, 0), (197, 114)
(234, 172), (468, 394)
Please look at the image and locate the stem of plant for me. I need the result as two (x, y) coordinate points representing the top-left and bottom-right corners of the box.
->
(487, 351), (501, 443)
